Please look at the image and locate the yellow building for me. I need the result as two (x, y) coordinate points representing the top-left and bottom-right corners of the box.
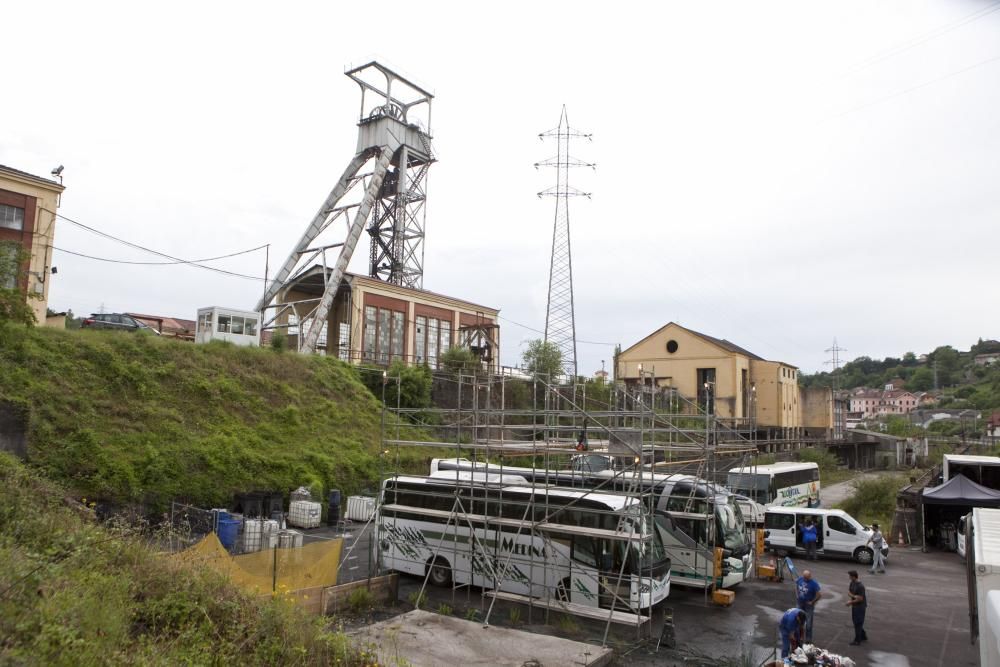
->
(616, 322), (803, 434)
(275, 268), (500, 371)
(0, 165), (64, 324)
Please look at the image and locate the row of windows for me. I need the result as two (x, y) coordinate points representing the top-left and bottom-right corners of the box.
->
(415, 315), (451, 368)
(764, 512), (856, 535)
(363, 306), (405, 365)
(0, 204), (24, 231)
(199, 312), (258, 336)
(772, 467), (820, 489)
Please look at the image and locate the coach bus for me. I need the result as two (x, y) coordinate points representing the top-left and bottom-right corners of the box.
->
(726, 462), (820, 509)
(430, 458), (752, 590)
(378, 474), (671, 612)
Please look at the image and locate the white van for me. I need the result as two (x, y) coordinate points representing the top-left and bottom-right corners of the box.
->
(763, 507), (889, 565)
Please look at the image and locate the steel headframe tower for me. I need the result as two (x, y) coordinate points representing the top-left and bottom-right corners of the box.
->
(257, 62), (434, 354)
(536, 106), (593, 380)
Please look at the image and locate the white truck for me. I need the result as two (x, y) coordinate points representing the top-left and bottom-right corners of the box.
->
(967, 507), (1000, 666)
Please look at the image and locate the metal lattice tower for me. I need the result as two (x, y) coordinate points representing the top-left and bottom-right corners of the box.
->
(257, 62), (434, 353)
(536, 106), (593, 380)
(825, 338), (847, 390)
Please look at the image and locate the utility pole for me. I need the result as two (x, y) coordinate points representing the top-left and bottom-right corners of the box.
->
(825, 338), (847, 441)
(536, 106), (594, 382)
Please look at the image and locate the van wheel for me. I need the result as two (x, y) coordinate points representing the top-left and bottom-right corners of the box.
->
(427, 557), (452, 587)
(854, 547), (874, 565)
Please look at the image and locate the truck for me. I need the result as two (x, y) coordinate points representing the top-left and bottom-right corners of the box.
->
(966, 507), (1000, 666)
(943, 454), (1000, 489)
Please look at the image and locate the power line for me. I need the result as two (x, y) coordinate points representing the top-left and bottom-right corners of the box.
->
(844, 1), (1000, 77)
(51, 211), (266, 281)
(497, 314), (614, 347)
(830, 52), (1000, 120)
(51, 244), (268, 266)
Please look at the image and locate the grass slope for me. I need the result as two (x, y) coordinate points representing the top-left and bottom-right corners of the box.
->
(0, 326), (427, 510)
(0, 453), (374, 666)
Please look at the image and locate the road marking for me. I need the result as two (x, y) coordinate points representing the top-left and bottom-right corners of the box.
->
(868, 651), (911, 666)
(937, 607), (955, 666)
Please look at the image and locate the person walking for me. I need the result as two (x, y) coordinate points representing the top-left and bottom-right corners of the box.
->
(801, 517), (818, 561)
(778, 607), (808, 661)
(845, 570), (868, 645)
(868, 523), (886, 574)
(796, 569), (822, 643)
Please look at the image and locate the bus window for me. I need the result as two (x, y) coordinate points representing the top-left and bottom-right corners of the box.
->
(572, 537), (598, 567)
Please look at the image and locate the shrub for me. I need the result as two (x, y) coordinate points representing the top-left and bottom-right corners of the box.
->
(346, 587), (375, 614)
(838, 474), (905, 528)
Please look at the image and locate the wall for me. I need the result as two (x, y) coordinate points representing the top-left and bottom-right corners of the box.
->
(749, 360), (801, 430)
(802, 386), (834, 436)
(616, 323), (747, 420)
(0, 169), (64, 324)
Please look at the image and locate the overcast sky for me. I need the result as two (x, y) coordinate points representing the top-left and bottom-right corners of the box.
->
(3, 1), (998, 374)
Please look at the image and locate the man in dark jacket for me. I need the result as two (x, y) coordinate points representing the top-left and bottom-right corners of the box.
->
(845, 570), (868, 645)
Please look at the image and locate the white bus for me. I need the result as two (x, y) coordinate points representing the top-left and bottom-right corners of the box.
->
(727, 462), (820, 509)
(431, 458), (751, 590)
(378, 474), (671, 613)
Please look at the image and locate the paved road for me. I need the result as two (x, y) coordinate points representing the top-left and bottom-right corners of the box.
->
(821, 472), (883, 508)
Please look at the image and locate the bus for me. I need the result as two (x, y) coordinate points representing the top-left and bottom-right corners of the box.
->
(431, 458), (752, 590)
(726, 462), (820, 509)
(378, 474), (672, 613)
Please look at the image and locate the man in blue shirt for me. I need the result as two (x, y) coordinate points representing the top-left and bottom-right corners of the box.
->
(801, 517), (818, 561)
(796, 569), (822, 642)
(778, 607), (807, 659)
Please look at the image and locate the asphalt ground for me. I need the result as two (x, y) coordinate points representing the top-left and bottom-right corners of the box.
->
(327, 521), (977, 666)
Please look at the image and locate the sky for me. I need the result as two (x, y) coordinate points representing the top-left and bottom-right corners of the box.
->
(2, 0), (998, 374)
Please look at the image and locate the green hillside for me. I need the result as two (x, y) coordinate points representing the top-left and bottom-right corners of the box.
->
(0, 453), (366, 665)
(0, 325), (428, 510)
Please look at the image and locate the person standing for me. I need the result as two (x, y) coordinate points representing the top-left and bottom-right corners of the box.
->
(796, 569), (822, 643)
(845, 570), (868, 645)
(868, 523), (886, 574)
(801, 518), (818, 561)
(778, 607), (808, 661)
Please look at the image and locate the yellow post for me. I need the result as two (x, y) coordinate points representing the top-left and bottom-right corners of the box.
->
(756, 528), (766, 556)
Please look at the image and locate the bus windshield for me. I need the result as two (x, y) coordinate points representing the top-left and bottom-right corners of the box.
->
(626, 507), (669, 572)
(717, 501), (746, 551)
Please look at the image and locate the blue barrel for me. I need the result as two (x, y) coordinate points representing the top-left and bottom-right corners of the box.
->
(217, 518), (240, 549)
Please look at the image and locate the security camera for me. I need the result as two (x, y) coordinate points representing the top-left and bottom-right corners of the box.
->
(51, 165), (64, 176)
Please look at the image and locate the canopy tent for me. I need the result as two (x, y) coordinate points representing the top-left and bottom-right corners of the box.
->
(921, 473), (1000, 551)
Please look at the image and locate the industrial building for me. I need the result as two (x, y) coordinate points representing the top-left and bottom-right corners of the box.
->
(616, 322), (836, 439)
(0, 164), (64, 324)
(275, 269), (499, 371)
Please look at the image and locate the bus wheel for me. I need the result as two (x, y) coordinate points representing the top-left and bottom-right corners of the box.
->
(854, 547), (874, 565)
(556, 578), (572, 603)
(427, 557), (452, 587)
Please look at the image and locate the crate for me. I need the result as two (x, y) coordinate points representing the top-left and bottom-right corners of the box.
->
(288, 500), (322, 529)
(712, 589), (735, 607)
(345, 496), (376, 522)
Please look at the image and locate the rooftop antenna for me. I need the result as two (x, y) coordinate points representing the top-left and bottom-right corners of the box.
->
(536, 106), (593, 380)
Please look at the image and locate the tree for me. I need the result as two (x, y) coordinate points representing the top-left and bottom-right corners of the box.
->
(0, 242), (36, 327)
(908, 367), (934, 392)
(522, 339), (563, 379)
(439, 346), (479, 374)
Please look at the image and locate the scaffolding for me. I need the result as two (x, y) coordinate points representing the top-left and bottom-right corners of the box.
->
(370, 369), (761, 650)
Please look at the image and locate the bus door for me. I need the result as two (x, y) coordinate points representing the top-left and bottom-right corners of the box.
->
(567, 535), (603, 608)
(662, 512), (712, 588)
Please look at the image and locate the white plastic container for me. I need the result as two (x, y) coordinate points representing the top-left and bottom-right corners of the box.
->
(287, 500), (322, 529)
(242, 518), (280, 552)
(277, 529), (304, 549)
(345, 496), (376, 522)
